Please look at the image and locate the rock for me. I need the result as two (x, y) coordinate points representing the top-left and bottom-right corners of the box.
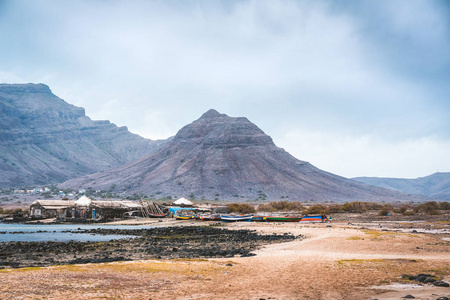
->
(415, 276), (427, 282)
(226, 263), (232, 266)
(0, 226), (295, 268)
(0, 83), (162, 187)
(60, 109), (419, 202)
(433, 281), (450, 287)
(241, 253), (257, 257)
(436, 297), (448, 300)
(403, 295), (415, 299)
(423, 277), (436, 283)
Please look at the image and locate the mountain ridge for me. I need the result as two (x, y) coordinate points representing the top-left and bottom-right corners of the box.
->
(61, 109), (425, 202)
(353, 172), (450, 201)
(0, 83), (164, 187)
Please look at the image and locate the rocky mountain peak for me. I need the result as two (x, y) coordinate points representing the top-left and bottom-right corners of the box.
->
(0, 83), (163, 187)
(0, 83), (52, 94)
(199, 109), (225, 119)
(174, 110), (274, 148)
(61, 110), (422, 202)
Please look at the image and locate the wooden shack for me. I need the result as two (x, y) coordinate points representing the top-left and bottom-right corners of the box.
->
(29, 200), (75, 219)
(67, 196), (142, 220)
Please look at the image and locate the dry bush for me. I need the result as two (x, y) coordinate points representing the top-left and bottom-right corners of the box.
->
(2, 208), (24, 215)
(414, 201), (440, 215)
(327, 204), (342, 213)
(394, 204), (412, 214)
(257, 201), (303, 212)
(257, 203), (275, 212)
(306, 204), (329, 215)
(364, 202), (383, 210)
(340, 202), (367, 213)
(378, 206), (390, 216)
(439, 202), (450, 210)
(227, 203), (255, 214)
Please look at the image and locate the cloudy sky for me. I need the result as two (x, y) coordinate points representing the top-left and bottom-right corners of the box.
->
(1, 0), (449, 179)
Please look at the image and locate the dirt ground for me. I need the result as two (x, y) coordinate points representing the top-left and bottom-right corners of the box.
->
(1, 220), (449, 299)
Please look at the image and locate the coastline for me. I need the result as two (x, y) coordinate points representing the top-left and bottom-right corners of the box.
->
(0, 220), (449, 299)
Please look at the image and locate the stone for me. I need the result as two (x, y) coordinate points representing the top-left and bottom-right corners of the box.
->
(60, 109), (418, 202)
(0, 83), (163, 187)
(415, 276), (427, 282)
(424, 277), (436, 283)
(433, 281), (450, 287)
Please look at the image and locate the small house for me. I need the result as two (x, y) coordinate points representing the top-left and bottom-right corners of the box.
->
(29, 200), (75, 219)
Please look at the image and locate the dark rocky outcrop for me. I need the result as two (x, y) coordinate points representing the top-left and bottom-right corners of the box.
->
(0, 83), (164, 187)
(0, 226), (300, 268)
(62, 109), (423, 202)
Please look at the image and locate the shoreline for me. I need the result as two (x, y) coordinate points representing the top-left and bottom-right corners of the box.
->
(0, 220), (449, 299)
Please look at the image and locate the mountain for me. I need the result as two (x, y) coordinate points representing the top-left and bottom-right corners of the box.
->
(353, 172), (450, 201)
(61, 109), (424, 202)
(0, 83), (164, 187)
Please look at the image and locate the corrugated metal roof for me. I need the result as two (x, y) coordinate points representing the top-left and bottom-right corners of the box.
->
(31, 200), (75, 207)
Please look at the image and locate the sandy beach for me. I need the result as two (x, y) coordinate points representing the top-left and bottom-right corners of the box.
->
(1, 219), (449, 299)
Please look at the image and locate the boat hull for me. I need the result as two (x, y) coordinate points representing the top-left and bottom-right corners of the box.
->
(221, 215), (253, 222)
(250, 216), (267, 222)
(265, 216), (302, 222)
(147, 213), (166, 218)
(175, 215), (193, 220)
(300, 215), (329, 222)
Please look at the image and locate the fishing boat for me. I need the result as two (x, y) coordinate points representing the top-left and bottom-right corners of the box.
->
(139, 199), (167, 218)
(174, 211), (195, 220)
(210, 214), (222, 221)
(220, 214), (253, 222)
(250, 215), (267, 222)
(300, 215), (329, 222)
(147, 213), (167, 218)
(198, 214), (212, 221)
(265, 216), (302, 222)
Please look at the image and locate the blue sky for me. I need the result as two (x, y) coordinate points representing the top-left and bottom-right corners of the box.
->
(1, 0), (449, 178)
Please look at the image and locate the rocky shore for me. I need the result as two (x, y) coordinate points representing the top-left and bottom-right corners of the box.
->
(0, 226), (302, 268)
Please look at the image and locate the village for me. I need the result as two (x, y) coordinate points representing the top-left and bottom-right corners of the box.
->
(25, 196), (229, 222)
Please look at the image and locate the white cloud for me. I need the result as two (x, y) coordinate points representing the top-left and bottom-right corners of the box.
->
(1, 0), (449, 178)
(277, 129), (450, 178)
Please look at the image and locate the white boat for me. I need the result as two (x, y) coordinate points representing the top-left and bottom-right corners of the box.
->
(220, 214), (253, 222)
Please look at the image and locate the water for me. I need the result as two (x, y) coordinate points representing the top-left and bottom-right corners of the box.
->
(0, 223), (151, 242)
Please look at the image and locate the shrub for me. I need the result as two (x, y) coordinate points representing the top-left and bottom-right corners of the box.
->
(364, 202), (383, 211)
(394, 204), (411, 214)
(327, 205), (341, 213)
(415, 201), (440, 215)
(227, 203), (255, 214)
(378, 206), (390, 216)
(340, 202), (367, 213)
(306, 204), (329, 215)
(257, 201), (303, 212)
(439, 202), (450, 210)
